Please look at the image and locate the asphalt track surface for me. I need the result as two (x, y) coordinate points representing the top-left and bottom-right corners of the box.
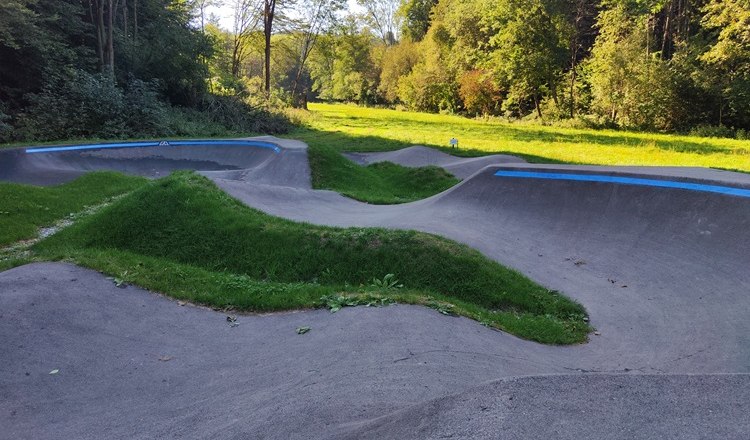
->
(343, 145), (525, 179)
(1, 138), (749, 439)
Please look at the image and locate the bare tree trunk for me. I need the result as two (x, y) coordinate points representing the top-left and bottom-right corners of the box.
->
(569, 68), (576, 118)
(264, 0), (276, 97)
(291, 32), (317, 108)
(122, 0), (128, 38)
(660, 0), (673, 59)
(106, 0), (115, 74)
(133, 0), (138, 40)
(231, 27), (240, 77)
(89, 1), (105, 68)
(97, 1), (105, 68)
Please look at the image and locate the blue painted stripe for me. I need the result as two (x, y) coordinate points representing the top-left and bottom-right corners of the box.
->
(494, 170), (750, 198)
(25, 139), (281, 154)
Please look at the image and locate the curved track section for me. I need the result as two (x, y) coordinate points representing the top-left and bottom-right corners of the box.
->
(0, 137), (311, 188)
(215, 162), (750, 374)
(2, 140), (749, 438)
(343, 145), (525, 178)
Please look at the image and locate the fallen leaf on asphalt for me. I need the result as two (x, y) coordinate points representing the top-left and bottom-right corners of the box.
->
(296, 326), (311, 335)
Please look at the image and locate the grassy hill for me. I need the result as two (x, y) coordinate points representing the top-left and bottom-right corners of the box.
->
(33, 172), (590, 344)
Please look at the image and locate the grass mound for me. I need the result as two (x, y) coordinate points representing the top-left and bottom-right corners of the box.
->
(308, 144), (459, 204)
(37, 172), (590, 344)
(0, 172), (146, 246)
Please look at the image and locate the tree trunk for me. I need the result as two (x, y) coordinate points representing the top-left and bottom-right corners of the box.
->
(89, 1), (104, 68)
(96, 1), (106, 70)
(232, 36), (242, 77)
(660, 0), (673, 59)
(106, 0), (115, 74)
(133, 0), (138, 40)
(534, 95), (542, 119)
(570, 68), (576, 118)
(264, 0), (276, 98)
(122, 0), (128, 38)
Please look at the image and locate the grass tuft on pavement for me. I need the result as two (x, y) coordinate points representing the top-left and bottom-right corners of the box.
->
(35, 172), (590, 344)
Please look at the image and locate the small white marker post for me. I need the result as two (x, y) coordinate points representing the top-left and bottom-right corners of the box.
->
(450, 137), (458, 149)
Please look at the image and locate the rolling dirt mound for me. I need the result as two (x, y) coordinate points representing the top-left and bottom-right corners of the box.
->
(343, 145), (525, 178)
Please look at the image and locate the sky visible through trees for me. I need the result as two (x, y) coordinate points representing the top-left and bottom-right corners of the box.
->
(2, 0), (750, 143)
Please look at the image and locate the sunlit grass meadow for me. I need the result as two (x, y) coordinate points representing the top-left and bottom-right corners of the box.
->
(290, 103), (750, 172)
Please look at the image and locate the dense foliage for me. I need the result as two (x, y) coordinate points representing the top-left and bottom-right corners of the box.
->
(0, 0), (290, 143)
(299, 0), (750, 135)
(3, 0), (750, 141)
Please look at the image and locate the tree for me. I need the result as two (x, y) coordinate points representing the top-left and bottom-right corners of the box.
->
(313, 17), (381, 103)
(0, 0), (93, 108)
(585, 0), (679, 128)
(357, 0), (401, 45)
(230, 0), (262, 77)
(87, 0), (117, 74)
(378, 39), (419, 101)
(190, 0), (223, 32)
(566, 0), (599, 117)
(700, 0), (750, 127)
(398, 0), (438, 42)
(263, 0), (277, 95)
(484, 0), (572, 118)
(287, 0), (345, 107)
(458, 70), (502, 116)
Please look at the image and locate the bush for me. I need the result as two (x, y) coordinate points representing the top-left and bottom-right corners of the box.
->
(122, 78), (172, 137)
(458, 70), (502, 116)
(19, 69), (126, 140)
(199, 94), (291, 134)
(9, 68), (290, 142)
(0, 100), (12, 143)
(689, 124), (737, 139)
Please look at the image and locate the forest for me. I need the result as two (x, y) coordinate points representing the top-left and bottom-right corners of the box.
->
(1, 0), (749, 143)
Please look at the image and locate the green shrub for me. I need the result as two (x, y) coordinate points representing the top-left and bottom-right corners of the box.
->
(199, 94), (291, 134)
(689, 124), (737, 139)
(0, 100), (12, 143)
(8, 68), (291, 142)
(122, 78), (172, 137)
(19, 69), (126, 140)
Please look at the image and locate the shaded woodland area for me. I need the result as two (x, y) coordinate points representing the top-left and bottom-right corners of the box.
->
(0, 0), (291, 142)
(2, 0), (750, 142)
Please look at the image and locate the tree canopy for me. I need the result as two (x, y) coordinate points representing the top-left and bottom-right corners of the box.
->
(3, 0), (750, 142)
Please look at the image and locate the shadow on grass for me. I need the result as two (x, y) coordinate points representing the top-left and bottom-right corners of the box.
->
(313, 110), (733, 155)
(287, 127), (572, 165)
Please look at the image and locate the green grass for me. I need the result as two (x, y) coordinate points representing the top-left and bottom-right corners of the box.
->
(288, 103), (750, 171)
(34, 172), (590, 344)
(308, 144), (459, 203)
(0, 172), (146, 246)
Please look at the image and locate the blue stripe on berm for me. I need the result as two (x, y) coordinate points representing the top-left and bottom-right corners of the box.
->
(25, 140), (281, 154)
(494, 170), (750, 198)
